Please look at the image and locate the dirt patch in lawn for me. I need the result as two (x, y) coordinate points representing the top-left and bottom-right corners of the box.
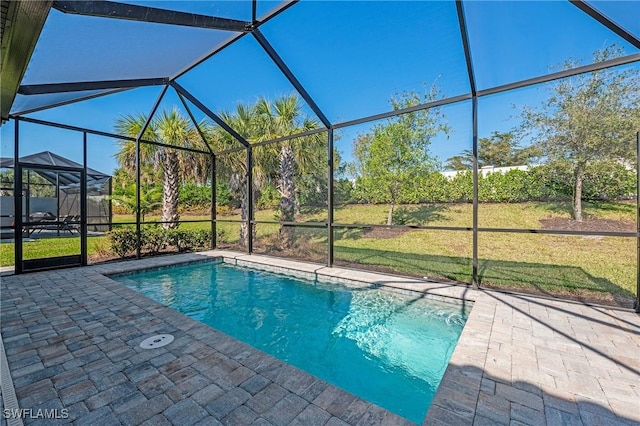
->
(539, 218), (635, 233)
(362, 227), (412, 239)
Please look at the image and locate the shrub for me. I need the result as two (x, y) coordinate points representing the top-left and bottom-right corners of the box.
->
(108, 228), (212, 257)
(478, 169), (541, 202)
(165, 229), (188, 253)
(107, 228), (137, 258)
(257, 183), (280, 209)
(141, 226), (168, 254)
(583, 161), (636, 200)
(295, 173), (328, 209)
(166, 229), (212, 253)
(417, 172), (451, 203)
(447, 171), (473, 202)
(334, 178), (355, 205)
(350, 162), (635, 205)
(179, 183), (211, 209)
(216, 181), (233, 207)
(216, 228), (227, 244)
(532, 161), (636, 201)
(189, 229), (211, 251)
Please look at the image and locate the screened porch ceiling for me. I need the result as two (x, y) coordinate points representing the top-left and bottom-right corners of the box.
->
(2, 0), (640, 154)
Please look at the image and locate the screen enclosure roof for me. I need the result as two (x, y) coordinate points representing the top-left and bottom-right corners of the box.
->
(1, 0), (639, 153)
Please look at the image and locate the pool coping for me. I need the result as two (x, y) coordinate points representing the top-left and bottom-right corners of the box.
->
(1, 250), (639, 426)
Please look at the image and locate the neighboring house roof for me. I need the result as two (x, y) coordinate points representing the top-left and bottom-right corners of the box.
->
(0, 151), (111, 188)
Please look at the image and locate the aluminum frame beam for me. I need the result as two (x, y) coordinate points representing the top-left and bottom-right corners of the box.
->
(252, 28), (331, 129)
(135, 85), (168, 259)
(569, 0), (640, 50)
(52, 1), (251, 32)
(456, 0), (479, 289)
(13, 120), (22, 273)
(12, 116), (210, 156)
(333, 94), (472, 130)
(18, 77), (167, 95)
(456, 0), (477, 97)
(327, 129), (334, 266)
(252, 0), (258, 23)
(477, 53), (640, 97)
(170, 81), (251, 148)
(11, 88), (129, 116)
(176, 90), (214, 155)
(637, 131), (640, 313)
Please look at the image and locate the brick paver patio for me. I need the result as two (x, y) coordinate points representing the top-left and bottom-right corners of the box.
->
(1, 251), (638, 425)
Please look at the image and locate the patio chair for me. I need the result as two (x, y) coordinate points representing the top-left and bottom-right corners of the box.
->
(58, 215), (80, 234)
(29, 212), (58, 234)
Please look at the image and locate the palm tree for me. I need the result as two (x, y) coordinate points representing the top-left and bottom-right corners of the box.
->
(115, 108), (206, 229)
(213, 105), (257, 247)
(110, 183), (161, 222)
(212, 95), (324, 249)
(253, 95), (324, 249)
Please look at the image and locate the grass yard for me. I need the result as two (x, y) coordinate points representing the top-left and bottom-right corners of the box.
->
(0, 201), (636, 307)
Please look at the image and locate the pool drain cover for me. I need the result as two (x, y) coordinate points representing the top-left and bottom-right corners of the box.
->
(140, 334), (174, 349)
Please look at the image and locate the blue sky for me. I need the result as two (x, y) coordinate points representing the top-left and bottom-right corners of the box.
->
(2, 0), (639, 175)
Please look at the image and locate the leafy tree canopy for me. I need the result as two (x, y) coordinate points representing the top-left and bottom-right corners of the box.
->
(445, 131), (541, 170)
(351, 87), (450, 225)
(519, 45), (640, 221)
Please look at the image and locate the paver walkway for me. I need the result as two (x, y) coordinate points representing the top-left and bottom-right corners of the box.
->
(1, 251), (639, 425)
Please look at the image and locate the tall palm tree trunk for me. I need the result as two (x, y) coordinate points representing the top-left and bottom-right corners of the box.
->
(161, 150), (180, 229)
(278, 145), (296, 249)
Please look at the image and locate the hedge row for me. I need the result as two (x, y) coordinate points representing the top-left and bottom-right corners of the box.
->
(121, 161), (636, 212)
(348, 161), (636, 204)
(108, 228), (212, 258)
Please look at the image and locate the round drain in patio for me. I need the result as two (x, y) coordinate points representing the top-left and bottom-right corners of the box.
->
(139, 334), (174, 349)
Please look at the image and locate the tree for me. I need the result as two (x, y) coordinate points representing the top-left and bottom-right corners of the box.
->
(444, 155), (470, 171)
(115, 108), (207, 229)
(213, 95), (324, 249)
(253, 96), (324, 248)
(110, 183), (161, 221)
(445, 131), (541, 170)
(352, 88), (450, 225)
(214, 104), (258, 247)
(520, 45), (640, 221)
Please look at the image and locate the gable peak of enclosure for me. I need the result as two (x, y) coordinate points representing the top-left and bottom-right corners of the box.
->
(1, 1), (639, 311)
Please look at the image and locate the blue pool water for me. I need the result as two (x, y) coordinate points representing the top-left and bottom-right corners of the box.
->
(115, 262), (469, 423)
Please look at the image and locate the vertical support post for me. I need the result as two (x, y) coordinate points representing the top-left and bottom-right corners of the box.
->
(327, 129), (334, 266)
(472, 96), (479, 289)
(211, 153), (216, 250)
(136, 85), (168, 259)
(25, 170), (30, 227)
(14, 119), (22, 274)
(636, 131), (639, 312)
(135, 133), (142, 259)
(56, 172), (60, 236)
(81, 132), (88, 266)
(247, 146), (253, 254)
(108, 178), (113, 232)
(456, 0), (479, 288)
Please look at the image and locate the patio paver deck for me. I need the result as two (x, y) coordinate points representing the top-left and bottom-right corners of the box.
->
(1, 250), (639, 425)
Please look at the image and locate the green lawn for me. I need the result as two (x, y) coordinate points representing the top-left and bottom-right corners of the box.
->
(330, 202), (635, 306)
(0, 201), (636, 306)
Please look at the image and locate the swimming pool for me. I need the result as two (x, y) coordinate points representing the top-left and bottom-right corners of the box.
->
(114, 261), (469, 423)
